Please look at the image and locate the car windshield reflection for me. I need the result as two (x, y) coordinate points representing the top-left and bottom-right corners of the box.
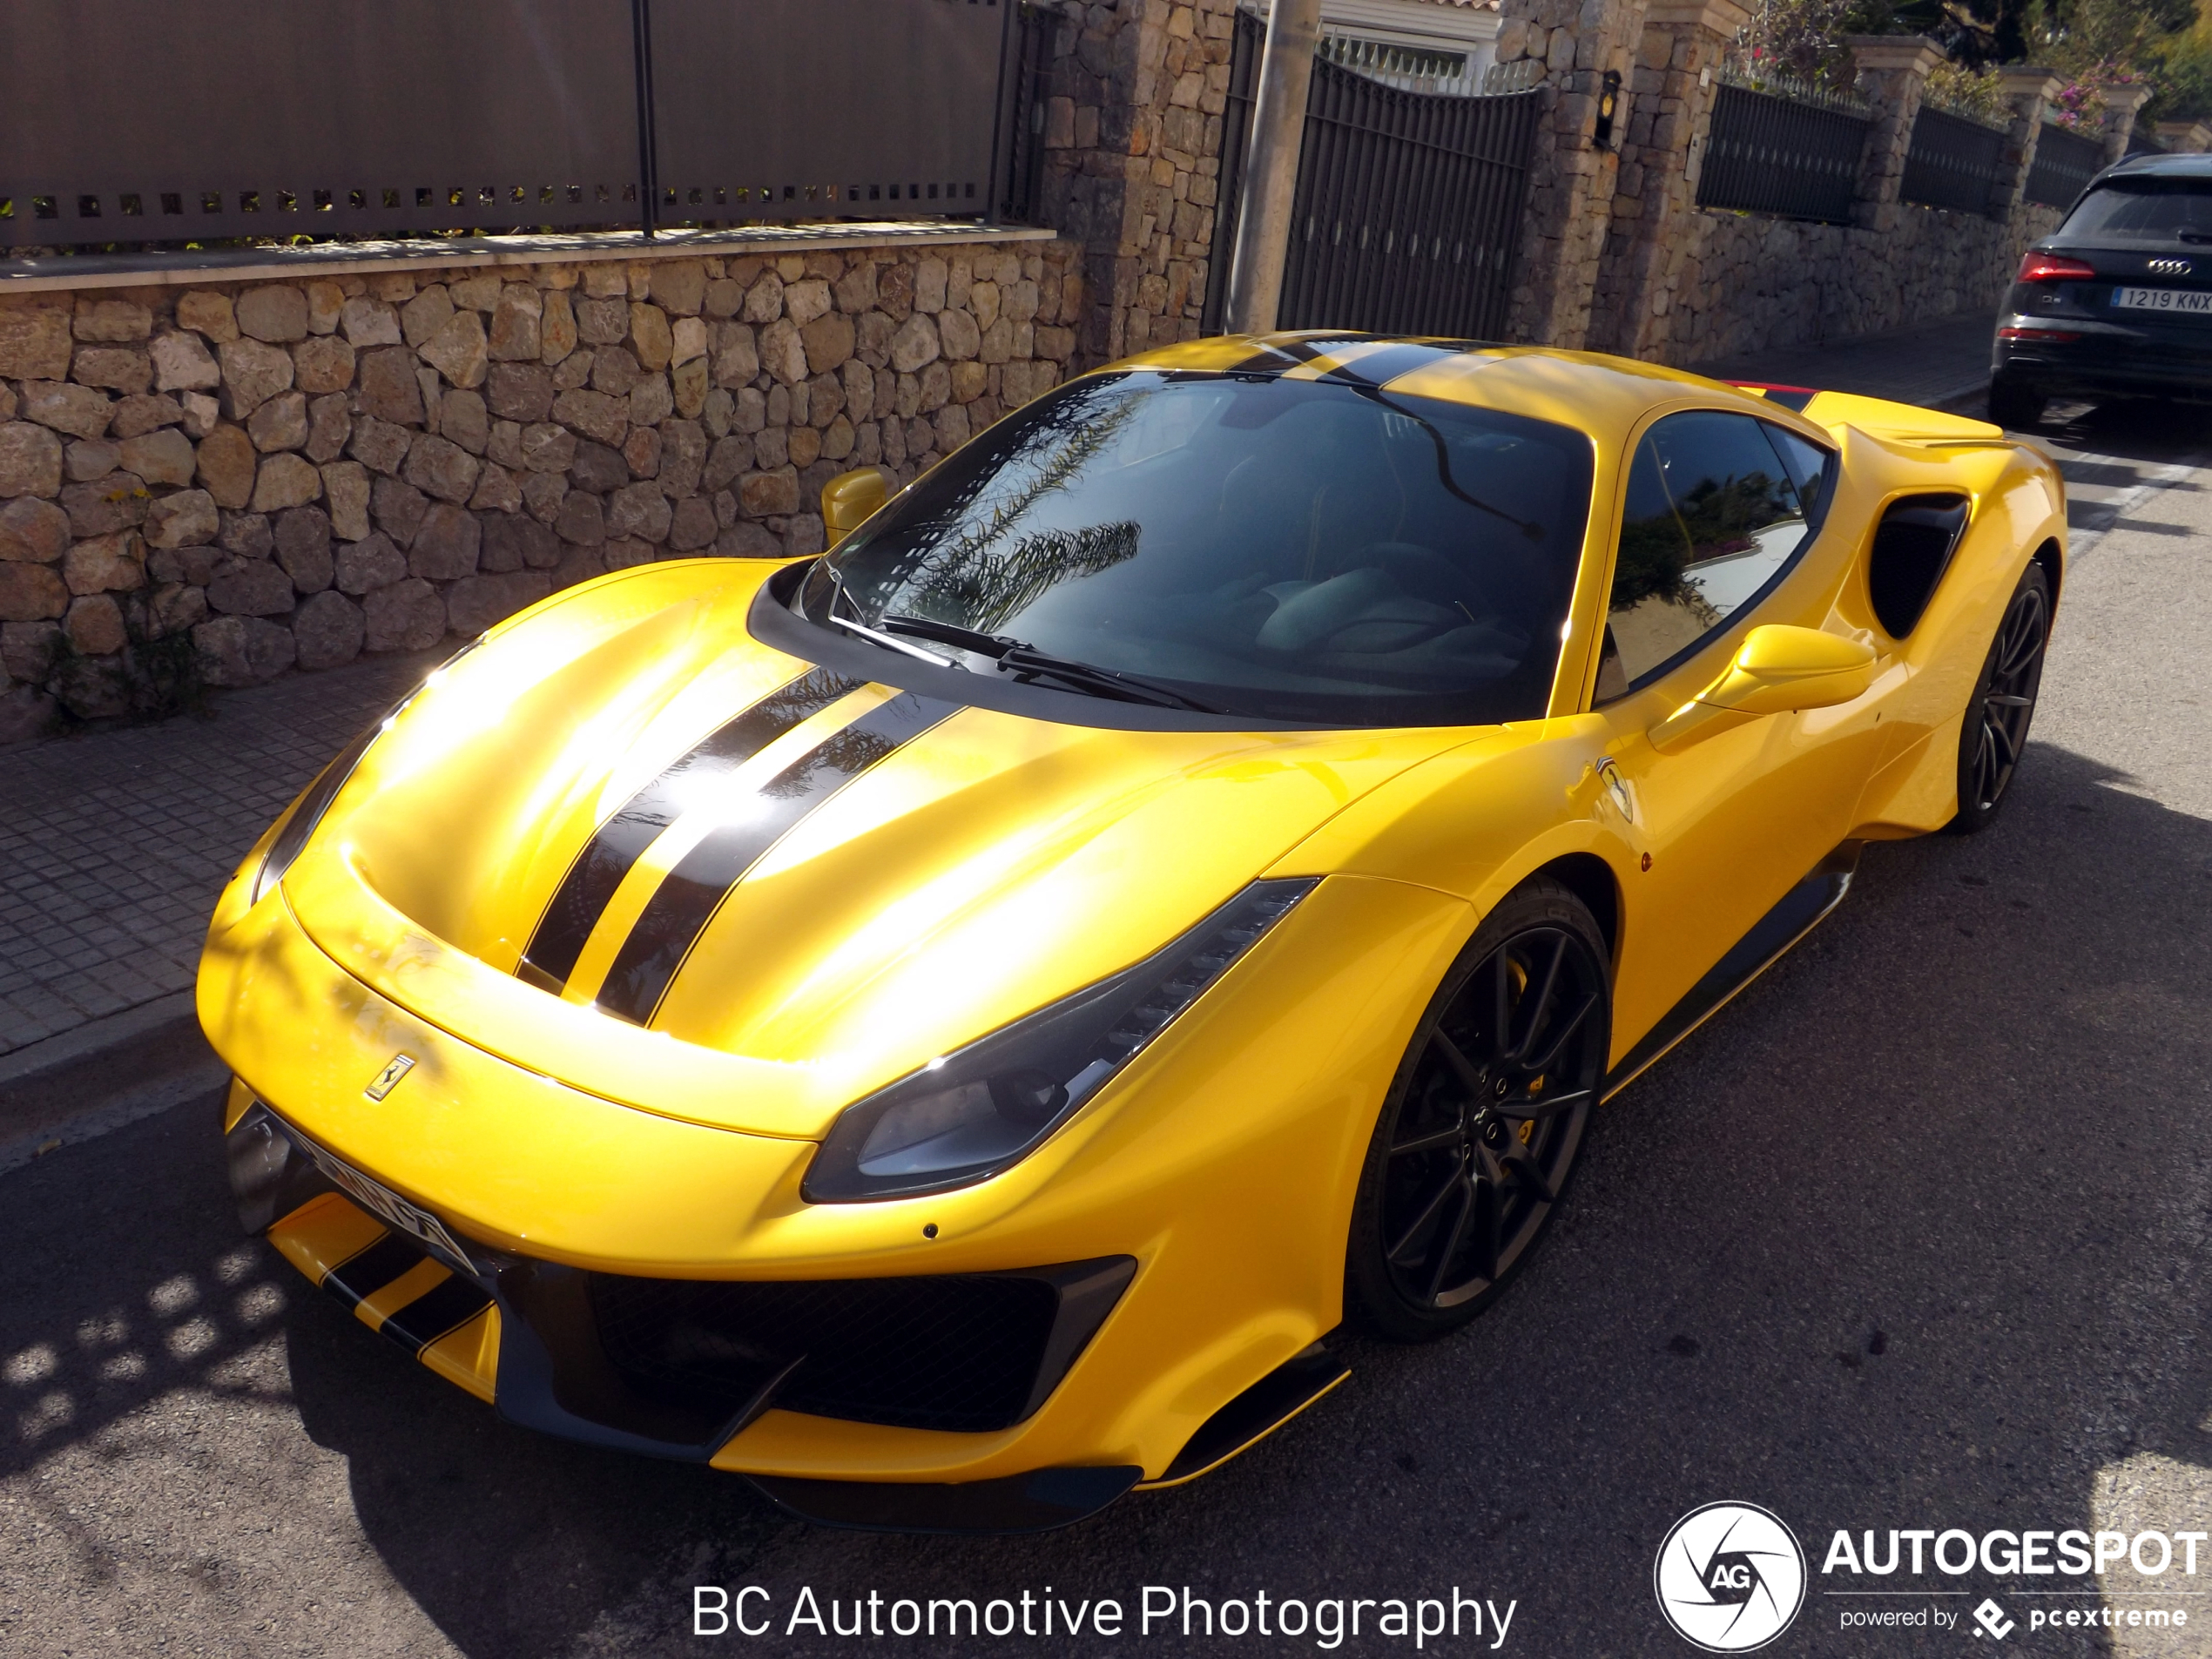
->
(802, 370), (1595, 727)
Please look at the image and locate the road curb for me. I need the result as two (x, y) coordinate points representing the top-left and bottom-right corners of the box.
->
(0, 989), (198, 1087)
(0, 990), (226, 1172)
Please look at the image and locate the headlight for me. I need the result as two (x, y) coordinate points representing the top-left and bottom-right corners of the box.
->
(248, 644), (476, 904)
(803, 879), (1319, 1203)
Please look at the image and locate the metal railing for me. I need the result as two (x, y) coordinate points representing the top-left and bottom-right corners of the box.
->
(1697, 78), (1871, 225)
(1318, 32), (1479, 98)
(2024, 121), (2104, 209)
(999, 2), (1057, 225)
(1279, 58), (1541, 339)
(0, 0), (1015, 249)
(1204, 12), (1541, 340)
(1900, 102), (2009, 216)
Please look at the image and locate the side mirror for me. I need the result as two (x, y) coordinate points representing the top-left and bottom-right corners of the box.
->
(821, 466), (893, 549)
(1650, 624), (1877, 752)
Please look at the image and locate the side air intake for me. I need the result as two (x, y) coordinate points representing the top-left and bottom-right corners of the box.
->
(1867, 494), (1969, 638)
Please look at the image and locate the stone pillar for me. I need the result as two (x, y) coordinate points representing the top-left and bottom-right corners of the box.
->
(2096, 83), (2151, 164)
(1846, 36), (1944, 233)
(1586, 0), (1749, 358)
(1490, 0), (1659, 347)
(2154, 118), (2210, 154)
(1037, 0), (1243, 367)
(1987, 68), (2061, 221)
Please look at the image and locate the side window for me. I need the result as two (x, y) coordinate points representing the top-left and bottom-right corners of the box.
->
(1598, 412), (1825, 694)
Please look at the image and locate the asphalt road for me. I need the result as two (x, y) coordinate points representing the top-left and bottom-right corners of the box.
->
(4, 402), (2211, 1659)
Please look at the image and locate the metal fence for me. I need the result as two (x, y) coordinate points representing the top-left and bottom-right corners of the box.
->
(1204, 13), (1541, 340)
(1280, 60), (1541, 338)
(998, 3), (1057, 225)
(2023, 122), (2103, 210)
(1900, 103), (2008, 216)
(1697, 79), (1871, 224)
(0, 0), (1015, 249)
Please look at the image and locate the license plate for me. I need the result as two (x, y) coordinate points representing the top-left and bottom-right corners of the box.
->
(280, 1117), (479, 1273)
(2114, 286), (2212, 314)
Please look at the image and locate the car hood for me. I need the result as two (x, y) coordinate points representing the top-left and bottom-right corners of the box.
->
(277, 560), (1480, 1138)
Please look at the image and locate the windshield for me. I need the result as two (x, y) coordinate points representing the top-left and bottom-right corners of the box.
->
(799, 371), (1595, 726)
(2061, 176), (2212, 243)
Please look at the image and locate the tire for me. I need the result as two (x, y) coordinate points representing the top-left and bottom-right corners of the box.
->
(1345, 877), (1611, 1343)
(1988, 373), (2047, 431)
(1946, 561), (2052, 835)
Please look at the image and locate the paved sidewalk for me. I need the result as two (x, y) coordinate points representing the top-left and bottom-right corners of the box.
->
(0, 652), (436, 1055)
(1689, 313), (1993, 411)
(0, 313), (2006, 1064)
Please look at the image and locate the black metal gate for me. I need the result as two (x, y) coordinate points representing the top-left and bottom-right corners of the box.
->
(1204, 10), (1541, 341)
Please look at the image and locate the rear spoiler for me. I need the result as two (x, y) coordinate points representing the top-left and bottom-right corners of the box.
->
(1728, 381), (2004, 444)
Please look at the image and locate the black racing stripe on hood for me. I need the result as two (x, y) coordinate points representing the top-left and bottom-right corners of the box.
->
(594, 690), (962, 1028)
(518, 665), (860, 994)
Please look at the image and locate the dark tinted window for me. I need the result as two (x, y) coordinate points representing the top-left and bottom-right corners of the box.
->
(2061, 176), (2212, 243)
(1598, 412), (1819, 693)
(807, 371), (1595, 727)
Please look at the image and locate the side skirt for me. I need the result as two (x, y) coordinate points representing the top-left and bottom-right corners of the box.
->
(1602, 842), (1863, 1101)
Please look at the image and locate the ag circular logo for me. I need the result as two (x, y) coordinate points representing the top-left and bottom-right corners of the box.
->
(1654, 1501), (1806, 1652)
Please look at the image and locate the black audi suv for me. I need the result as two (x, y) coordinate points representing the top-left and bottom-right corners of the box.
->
(1991, 152), (2212, 427)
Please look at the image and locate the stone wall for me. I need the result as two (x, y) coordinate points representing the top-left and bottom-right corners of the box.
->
(1652, 200), (2064, 367)
(1035, 0), (1241, 360)
(0, 234), (1080, 738)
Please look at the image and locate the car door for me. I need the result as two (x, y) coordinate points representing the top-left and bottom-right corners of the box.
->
(1585, 408), (1891, 1055)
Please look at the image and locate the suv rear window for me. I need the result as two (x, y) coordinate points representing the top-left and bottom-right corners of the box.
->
(2061, 176), (2212, 243)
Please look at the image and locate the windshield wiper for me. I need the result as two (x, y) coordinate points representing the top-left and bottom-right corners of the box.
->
(880, 614), (1224, 713)
(826, 571), (966, 671)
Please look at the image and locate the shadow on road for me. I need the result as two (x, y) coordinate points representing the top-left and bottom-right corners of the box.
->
(3, 741), (2209, 1656)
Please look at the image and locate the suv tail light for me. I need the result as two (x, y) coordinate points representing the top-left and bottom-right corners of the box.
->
(2019, 252), (2096, 283)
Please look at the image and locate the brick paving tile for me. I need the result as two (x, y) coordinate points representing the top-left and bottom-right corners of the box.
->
(0, 649), (440, 1055)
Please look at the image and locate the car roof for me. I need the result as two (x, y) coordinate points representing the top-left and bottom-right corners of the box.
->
(2103, 152), (2212, 180)
(1112, 332), (1788, 440)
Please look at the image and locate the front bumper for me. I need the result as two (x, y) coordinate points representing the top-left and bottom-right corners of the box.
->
(233, 1093), (1146, 1530)
(201, 863), (1458, 1525)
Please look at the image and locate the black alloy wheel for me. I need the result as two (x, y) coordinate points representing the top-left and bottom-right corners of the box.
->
(1346, 879), (1610, 1341)
(1949, 561), (2051, 835)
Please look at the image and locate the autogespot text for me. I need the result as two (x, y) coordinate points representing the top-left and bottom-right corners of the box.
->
(692, 1586), (1521, 1649)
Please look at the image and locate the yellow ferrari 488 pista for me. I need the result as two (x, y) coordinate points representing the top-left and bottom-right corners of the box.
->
(199, 334), (2065, 1532)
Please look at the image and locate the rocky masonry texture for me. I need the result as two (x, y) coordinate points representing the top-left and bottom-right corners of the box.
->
(0, 235), (1081, 732)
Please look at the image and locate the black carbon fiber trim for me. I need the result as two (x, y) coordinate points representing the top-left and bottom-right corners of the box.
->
(320, 1234), (420, 1312)
(1226, 334), (1376, 372)
(377, 1274), (494, 1357)
(595, 689), (961, 1025)
(1330, 340), (1485, 388)
(518, 665), (860, 992)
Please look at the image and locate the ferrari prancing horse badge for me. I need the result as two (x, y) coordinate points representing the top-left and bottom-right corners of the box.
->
(364, 1054), (416, 1101)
